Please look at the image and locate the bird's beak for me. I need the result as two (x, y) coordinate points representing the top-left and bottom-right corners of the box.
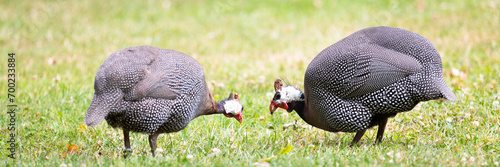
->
(269, 100), (288, 115)
(235, 113), (243, 124)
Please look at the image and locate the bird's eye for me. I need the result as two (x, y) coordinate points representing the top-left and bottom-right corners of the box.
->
(273, 92), (281, 100)
(241, 107), (244, 112)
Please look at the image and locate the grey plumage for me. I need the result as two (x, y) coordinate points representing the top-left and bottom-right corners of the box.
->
(85, 46), (243, 156)
(270, 26), (456, 145)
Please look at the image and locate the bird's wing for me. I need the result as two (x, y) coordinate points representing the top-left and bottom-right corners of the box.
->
(126, 66), (180, 100)
(340, 43), (423, 98)
(121, 49), (199, 101)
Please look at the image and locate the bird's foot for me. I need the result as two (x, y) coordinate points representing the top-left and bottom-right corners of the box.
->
(123, 148), (132, 158)
(350, 142), (358, 147)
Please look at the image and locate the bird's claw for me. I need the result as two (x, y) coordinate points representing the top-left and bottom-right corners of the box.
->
(123, 148), (133, 158)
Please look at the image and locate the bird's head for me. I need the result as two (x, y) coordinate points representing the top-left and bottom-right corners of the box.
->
(269, 78), (304, 115)
(220, 93), (244, 123)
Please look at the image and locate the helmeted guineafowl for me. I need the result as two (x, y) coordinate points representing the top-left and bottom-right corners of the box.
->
(269, 26), (457, 146)
(85, 46), (243, 156)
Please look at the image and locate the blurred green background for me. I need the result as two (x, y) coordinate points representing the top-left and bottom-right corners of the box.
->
(1, 0), (499, 166)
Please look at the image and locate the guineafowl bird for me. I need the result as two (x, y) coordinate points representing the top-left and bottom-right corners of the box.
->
(85, 46), (243, 156)
(269, 26), (457, 146)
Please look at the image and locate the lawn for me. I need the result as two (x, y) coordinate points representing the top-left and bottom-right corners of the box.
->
(1, 0), (499, 166)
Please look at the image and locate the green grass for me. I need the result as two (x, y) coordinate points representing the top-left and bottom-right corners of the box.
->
(1, 0), (499, 166)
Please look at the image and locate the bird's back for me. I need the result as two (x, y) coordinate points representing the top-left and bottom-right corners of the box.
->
(304, 26), (456, 132)
(85, 46), (208, 133)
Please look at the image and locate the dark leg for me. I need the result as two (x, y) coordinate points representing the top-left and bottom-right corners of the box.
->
(149, 132), (160, 157)
(375, 117), (389, 144)
(350, 129), (367, 147)
(123, 129), (132, 157)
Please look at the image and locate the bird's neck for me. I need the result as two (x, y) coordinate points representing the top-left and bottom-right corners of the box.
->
(199, 92), (224, 116)
(286, 90), (305, 114)
(288, 100), (306, 118)
(292, 98), (329, 131)
(214, 101), (226, 114)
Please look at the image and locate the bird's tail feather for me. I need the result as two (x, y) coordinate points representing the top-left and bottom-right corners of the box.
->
(85, 91), (123, 126)
(436, 77), (457, 101)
